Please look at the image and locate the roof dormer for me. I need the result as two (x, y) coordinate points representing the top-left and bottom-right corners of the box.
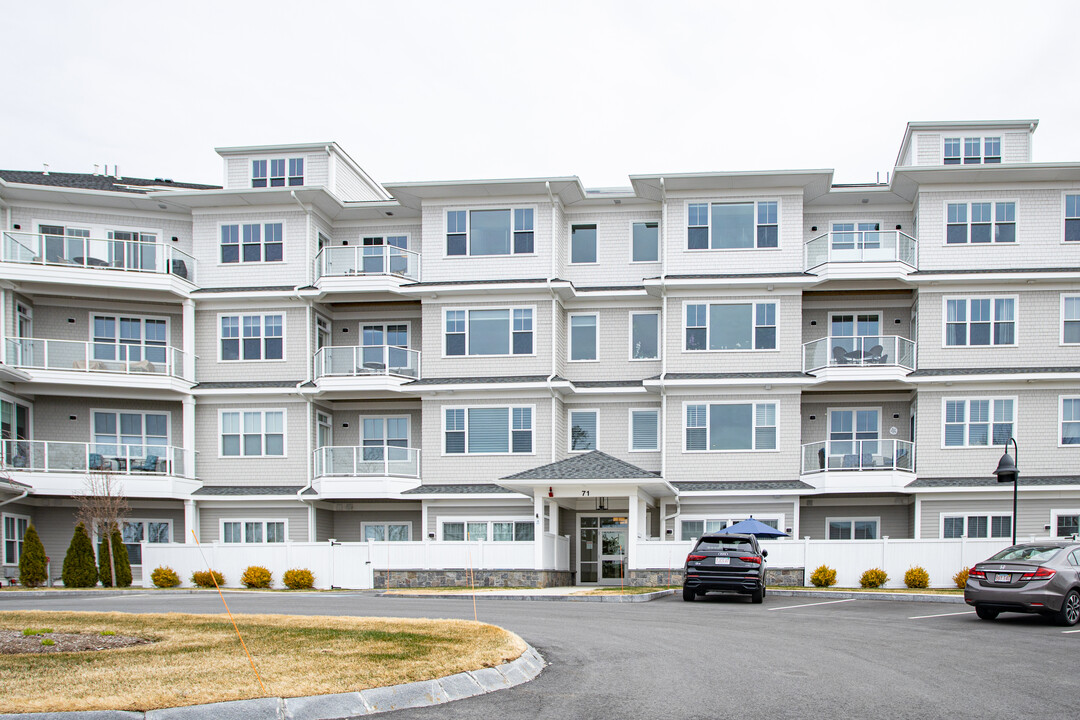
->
(214, 142), (390, 201)
(895, 120), (1038, 167)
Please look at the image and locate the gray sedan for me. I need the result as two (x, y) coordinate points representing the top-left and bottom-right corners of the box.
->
(965, 542), (1080, 625)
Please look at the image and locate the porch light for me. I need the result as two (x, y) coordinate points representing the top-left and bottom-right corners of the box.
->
(993, 437), (1019, 546)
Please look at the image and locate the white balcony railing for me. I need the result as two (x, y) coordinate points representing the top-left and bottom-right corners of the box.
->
(315, 245), (420, 281)
(803, 335), (916, 373)
(313, 445), (420, 479)
(2, 439), (194, 478)
(314, 345), (420, 379)
(804, 230), (917, 271)
(801, 439), (915, 475)
(2, 231), (196, 282)
(4, 338), (191, 382)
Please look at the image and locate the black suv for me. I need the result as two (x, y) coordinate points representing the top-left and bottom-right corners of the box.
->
(683, 533), (767, 603)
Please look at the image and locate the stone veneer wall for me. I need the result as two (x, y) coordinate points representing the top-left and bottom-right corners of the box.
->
(626, 567), (805, 587)
(374, 570), (574, 589)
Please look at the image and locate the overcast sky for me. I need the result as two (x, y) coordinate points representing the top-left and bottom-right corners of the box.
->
(7, 0), (1079, 189)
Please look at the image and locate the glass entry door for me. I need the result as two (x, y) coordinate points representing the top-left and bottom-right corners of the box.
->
(578, 515), (628, 585)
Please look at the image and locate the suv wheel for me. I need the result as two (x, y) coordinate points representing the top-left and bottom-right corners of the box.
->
(1055, 590), (1080, 626)
(975, 606), (999, 621)
(750, 587), (764, 604)
(682, 587), (695, 602)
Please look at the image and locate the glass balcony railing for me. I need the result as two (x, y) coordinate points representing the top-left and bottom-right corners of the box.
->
(313, 345), (420, 379)
(313, 445), (420, 478)
(804, 231), (917, 271)
(803, 335), (915, 373)
(1, 439), (194, 478)
(315, 245), (420, 281)
(2, 231), (196, 282)
(801, 439), (914, 475)
(4, 338), (191, 381)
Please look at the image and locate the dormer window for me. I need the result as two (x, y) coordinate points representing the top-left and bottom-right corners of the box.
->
(945, 136), (1001, 165)
(252, 160), (268, 187)
(251, 158), (304, 188)
(288, 158), (304, 186)
(269, 159), (286, 187)
(944, 138), (961, 164)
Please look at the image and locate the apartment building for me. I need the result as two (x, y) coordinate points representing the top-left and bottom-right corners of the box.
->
(1, 120), (1078, 586)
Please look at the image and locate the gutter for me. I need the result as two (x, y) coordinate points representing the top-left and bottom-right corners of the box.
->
(545, 181), (560, 465)
(0, 488), (30, 508)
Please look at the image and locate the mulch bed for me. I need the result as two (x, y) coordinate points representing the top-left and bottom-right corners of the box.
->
(0, 630), (151, 654)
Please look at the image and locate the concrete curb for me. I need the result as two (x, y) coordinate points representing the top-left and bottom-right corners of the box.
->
(0, 645), (545, 719)
(0, 589), (336, 600)
(766, 588), (965, 604)
(379, 589), (676, 602)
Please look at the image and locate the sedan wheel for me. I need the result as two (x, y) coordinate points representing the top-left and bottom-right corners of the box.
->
(1055, 590), (1080, 627)
(975, 606), (999, 621)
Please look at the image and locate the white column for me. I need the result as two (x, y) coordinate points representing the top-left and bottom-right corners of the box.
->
(533, 491), (545, 570)
(182, 396), (195, 478)
(549, 501), (560, 536)
(184, 499), (198, 544)
(628, 494), (640, 571)
(182, 298), (195, 381)
(792, 499), (801, 539)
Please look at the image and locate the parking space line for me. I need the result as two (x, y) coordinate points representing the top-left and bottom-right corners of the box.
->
(908, 610), (975, 620)
(768, 598), (856, 611)
(1061, 629), (1080, 634)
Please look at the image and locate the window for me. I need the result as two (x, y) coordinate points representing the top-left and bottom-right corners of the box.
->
(964, 137), (981, 164)
(121, 519), (171, 565)
(2, 513), (29, 565)
(630, 312), (659, 360)
(686, 201), (778, 249)
(984, 137), (1001, 163)
(444, 406), (532, 455)
(1066, 195), (1080, 242)
(362, 523), (411, 541)
(288, 158), (304, 186)
(251, 158), (302, 188)
(943, 398), (1014, 447)
(569, 314), (597, 361)
(445, 209), (534, 256)
(944, 298), (1015, 346)
(92, 315), (168, 364)
(685, 403), (776, 451)
(1055, 512), (1080, 538)
(942, 515), (1011, 539)
(93, 411), (169, 461)
(827, 518), (878, 540)
(1062, 397), (1080, 446)
(220, 314), (284, 360)
(685, 302), (776, 350)
(630, 409), (659, 451)
(442, 520), (534, 541)
(632, 221), (659, 262)
(680, 517), (781, 540)
(444, 308), (533, 356)
(221, 410), (285, 457)
(270, 159), (285, 187)
(1064, 296), (1080, 344)
(221, 222), (283, 263)
(222, 520), (287, 543)
(944, 137), (961, 165)
(571, 224), (597, 263)
(570, 410), (597, 451)
(252, 160), (267, 187)
(946, 202), (1015, 244)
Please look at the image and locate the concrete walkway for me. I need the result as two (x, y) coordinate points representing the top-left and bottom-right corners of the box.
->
(381, 587), (677, 602)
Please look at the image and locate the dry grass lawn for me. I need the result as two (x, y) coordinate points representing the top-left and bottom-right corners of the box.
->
(0, 611), (525, 713)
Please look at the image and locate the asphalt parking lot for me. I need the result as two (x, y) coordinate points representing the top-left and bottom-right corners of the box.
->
(2, 591), (1077, 720)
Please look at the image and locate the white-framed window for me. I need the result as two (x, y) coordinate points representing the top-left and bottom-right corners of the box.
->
(361, 415), (410, 463)
(220, 313), (284, 361)
(629, 408), (659, 452)
(444, 307), (534, 357)
(944, 297), (1016, 346)
(220, 409), (286, 457)
(1061, 397), (1080, 446)
(943, 398), (1015, 447)
(569, 409), (598, 452)
(943, 136), (1001, 165)
(687, 200), (778, 250)
(685, 301), (776, 351)
(569, 313), (598, 361)
(943, 137), (961, 165)
(631, 221), (659, 262)
(941, 514), (1011, 539)
(121, 519), (172, 565)
(252, 158), (303, 188)
(1063, 295), (1080, 344)
(440, 519), (535, 541)
(444, 406), (533, 455)
(92, 410), (169, 463)
(679, 516), (782, 541)
(2, 513), (30, 565)
(1065, 194), (1080, 242)
(362, 522), (411, 542)
(358, 235), (410, 274)
(684, 402), (777, 452)
(288, 158), (304, 186)
(220, 222), (284, 263)
(827, 517), (879, 540)
(445, 208), (534, 256)
(222, 519), (288, 543)
(945, 202), (1016, 244)
(317, 411), (332, 448)
(91, 314), (169, 364)
(571, 223), (597, 264)
(1052, 510), (1080, 538)
(629, 311), (659, 360)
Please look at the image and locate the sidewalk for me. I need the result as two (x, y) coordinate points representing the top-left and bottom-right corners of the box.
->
(381, 587), (677, 602)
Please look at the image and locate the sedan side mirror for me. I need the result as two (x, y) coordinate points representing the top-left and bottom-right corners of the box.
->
(761, 549), (768, 558)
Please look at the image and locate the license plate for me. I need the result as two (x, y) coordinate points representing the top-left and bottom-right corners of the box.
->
(995, 573), (1011, 583)
(715, 557), (730, 565)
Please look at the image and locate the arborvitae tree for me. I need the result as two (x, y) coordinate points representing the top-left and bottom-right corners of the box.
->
(62, 522), (98, 588)
(18, 524), (48, 587)
(97, 525), (132, 587)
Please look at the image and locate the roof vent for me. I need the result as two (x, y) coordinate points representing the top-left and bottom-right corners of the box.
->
(93, 164), (100, 176)
(42, 163), (49, 176)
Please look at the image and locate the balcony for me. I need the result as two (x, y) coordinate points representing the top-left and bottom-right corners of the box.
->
(800, 439), (914, 491)
(2, 231), (196, 288)
(314, 245), (420, 294)
(313, 345), (419, 395)
(312, 445), (421, 498)
(803, 335), (915, 381)
(4, 338), (193, 388)
(804, 230), (917, 277)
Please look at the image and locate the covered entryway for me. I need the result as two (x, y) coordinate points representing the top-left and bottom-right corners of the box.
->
(577, 514), (628, 584)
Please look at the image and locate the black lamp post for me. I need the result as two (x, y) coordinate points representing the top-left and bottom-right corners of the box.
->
(993, 437), (1019, 546)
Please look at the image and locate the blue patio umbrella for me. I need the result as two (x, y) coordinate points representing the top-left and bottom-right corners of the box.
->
(721, 518), (789, 538)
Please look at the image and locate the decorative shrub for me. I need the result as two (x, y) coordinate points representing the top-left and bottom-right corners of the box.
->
(151, 566), (181, 588)
(905, 566), (930, 589)
(241, 565), (273, 589)
(62, 522), (99, 588)
(191, 569), (225, 588)
(860, 567), (889, 588)
(282, 568), (315, 590)
(97, 525), (132, 587)
(41, 639), (55, 646)
(809, 565), (837, 587)
(18, 524), (48, 587)
(953, 567), (971, 589)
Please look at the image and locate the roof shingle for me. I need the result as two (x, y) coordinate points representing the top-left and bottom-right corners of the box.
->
(502, 451), (660, 481)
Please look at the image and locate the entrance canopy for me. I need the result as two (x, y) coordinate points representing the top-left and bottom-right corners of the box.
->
(500, 450), (674, 501)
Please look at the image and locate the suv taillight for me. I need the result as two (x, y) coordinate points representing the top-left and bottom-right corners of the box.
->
(739, 556), (763, 564)
(1021, 566), (1056, 581)
(687, 554), (707, 562)
(968, 568), (986, 579)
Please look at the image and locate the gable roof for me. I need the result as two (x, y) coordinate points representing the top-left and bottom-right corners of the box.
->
(501, 450), (660, 481)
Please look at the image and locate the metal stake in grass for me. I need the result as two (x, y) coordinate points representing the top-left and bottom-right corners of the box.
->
(190, 529), (267, 695)
(467, 550), (477, 622)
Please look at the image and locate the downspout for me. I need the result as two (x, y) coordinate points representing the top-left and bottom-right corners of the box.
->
(658, 177), (679, 535)
(0, 489), (29, 508)
(291, 190), (313, 286)
(297, 393), (316, 542)
(545, 182), (559, 464)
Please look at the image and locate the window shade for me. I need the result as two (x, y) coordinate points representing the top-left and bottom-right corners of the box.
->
(631, 410), (658, 450)
(468, 408), (509, 453)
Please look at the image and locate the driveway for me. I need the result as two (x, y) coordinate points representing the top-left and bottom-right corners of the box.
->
(1, 591), (1075, 719)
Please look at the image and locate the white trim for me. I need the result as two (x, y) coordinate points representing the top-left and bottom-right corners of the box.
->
(628, 407), (660, 452)
(358, 414), (411, 447)
(941, 199), (1018, 246)
(681, 400), (779, 453)
(89, 407), (172, 448)
(1060, 396), (1080, 448)
(825, 406), (882, 443)
(825, 310), (885, 337)
(824, 516), (881, 540)
(31, 217), (166, 244)
(442, 205), (538, 259)
(940, 295), (1019, 348)
(360, 521), (413, 542)
(1062, 293), (1080, 346)
(568, 312), (599, 363)
(219, 518), (290, 544)
(441, 305), (538, 359)
(938, 513), (1012, 540)
(217, 408), (288, 459)
(682, 299), (779, 353)
(628, 310), (660, 361)
(568, 408), (599, 453)
(682, 198), (782, 251)
(1061, 190), (1080, 245)
(940, 396), (1018, 449)
(216, 218), (287, 265)
(676, 514), (785, 542)
(628, 218), (661, 264)
(88, 311), (172, 359)
(216, 311), (288, 363)
(441, 404), (536, 457)
(1, 512), (30, 567)
(249, 155), (306, 188)
(437, 517), (535, 542)
(1050, 509), (1080, 538)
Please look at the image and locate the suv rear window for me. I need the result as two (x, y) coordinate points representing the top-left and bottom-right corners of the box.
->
(696, 538), (755, 553)
(987, 546), (1062, 563)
